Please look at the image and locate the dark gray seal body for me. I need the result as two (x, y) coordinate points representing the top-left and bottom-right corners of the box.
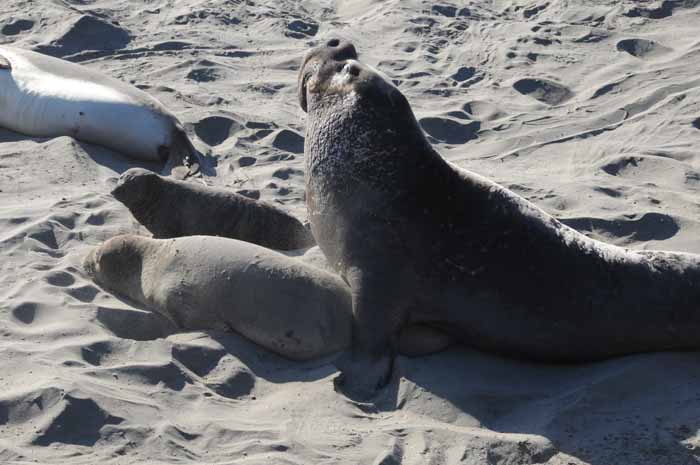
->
(113, 168), (315, 250)
(299, 39), (700, 398)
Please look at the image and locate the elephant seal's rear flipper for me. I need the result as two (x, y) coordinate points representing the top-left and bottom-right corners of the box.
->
(160, 125), (201, 180)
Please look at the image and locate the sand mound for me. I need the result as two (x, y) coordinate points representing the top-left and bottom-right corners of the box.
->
(35, 15), (131, 58)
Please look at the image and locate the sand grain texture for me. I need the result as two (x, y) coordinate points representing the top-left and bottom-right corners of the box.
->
(2, 1), (700, 464)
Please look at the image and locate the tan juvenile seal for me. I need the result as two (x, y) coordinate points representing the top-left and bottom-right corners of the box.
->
(299, 39), (700, 399)
(0, 46), (199, 177)
(85, 234), (442, 360)
(112, 168), (315, 250)
(84, 235), (351, 360)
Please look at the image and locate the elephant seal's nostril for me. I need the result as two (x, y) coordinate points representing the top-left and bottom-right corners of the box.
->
(345, 63), (361, 77)
(327, 38), (340, 47)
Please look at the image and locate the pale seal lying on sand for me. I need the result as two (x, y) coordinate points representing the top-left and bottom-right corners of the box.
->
(299, 38), (700, 398)
(84, 235), (351, 360)
(112, 168), (316, 250)
(0, 46), (199, 177)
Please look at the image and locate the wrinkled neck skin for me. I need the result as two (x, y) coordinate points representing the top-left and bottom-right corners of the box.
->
(305, 92), (434, 190)
(304, 91), (446, 272)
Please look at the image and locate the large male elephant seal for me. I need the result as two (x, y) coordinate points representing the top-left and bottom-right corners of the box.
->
(0, 46), (199, 177)
(113, 168), (316, 250)
(298, 39), (700, 399)
(84, 235), (351, 360)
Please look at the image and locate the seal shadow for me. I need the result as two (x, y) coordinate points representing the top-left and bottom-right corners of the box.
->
(78, 139), (219, 178)
(77, 140), (164, 175)
(0, 127), (162, 174)
(208, 332), (341, 384)
(0, 126), (218, 177)
(189, 148), (218, 177)
(0, 127), (32, 143)
(374, 347), (700, 465)
(91, 281), (338, 385)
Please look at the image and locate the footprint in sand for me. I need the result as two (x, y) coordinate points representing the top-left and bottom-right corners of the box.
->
(237, 156), (257, 167)
(194, 115), (244, 146)
(44, 271), (76, 290)
(1, 19), (34, 36)
(32, 395), (124, 446)
(206, 368), (256, 399)
(187, 67), (222, 83)
(270, 129), (305, 154)
(561, 212), (679, 243)
(616, 38), (671, 59)
(462, 100), (508, 121)
(272, 167), (303, 180)
(172, 343), (227, 377)
(623, 1), (695, 19)
(80, 340), (117, 367)
(11, 302), (38, 325)
(66, 285), (100, 303)
(513, 78), (573, 105)
(419, 116), (480, 144)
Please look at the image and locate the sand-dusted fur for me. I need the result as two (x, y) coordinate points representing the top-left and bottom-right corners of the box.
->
(84, 235), (351, 360)
(299, 39), (700, 399)
(113, 168), (315, 250)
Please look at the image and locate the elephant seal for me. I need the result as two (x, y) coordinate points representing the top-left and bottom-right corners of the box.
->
(85, 234), (443, 359)
(84, 235), (351, 360)
(299, 39), (700, 399)
(0, 46), (199, 177)
(112, 168), (316, 250)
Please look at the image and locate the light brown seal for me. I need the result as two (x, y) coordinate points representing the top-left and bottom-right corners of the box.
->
(84, 235), (351, 360)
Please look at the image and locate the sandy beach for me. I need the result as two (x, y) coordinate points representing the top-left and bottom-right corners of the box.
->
(2, 0), (700, 463)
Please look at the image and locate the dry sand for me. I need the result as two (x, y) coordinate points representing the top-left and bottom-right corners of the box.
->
(2, 0), (700, 463)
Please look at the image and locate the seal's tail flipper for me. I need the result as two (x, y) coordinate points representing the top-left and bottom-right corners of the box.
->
(161, 126), (202, 180)
(181, 132), (201, 179)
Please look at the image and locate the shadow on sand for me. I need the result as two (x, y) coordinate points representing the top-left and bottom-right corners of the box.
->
(368, 347), (700, 465)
